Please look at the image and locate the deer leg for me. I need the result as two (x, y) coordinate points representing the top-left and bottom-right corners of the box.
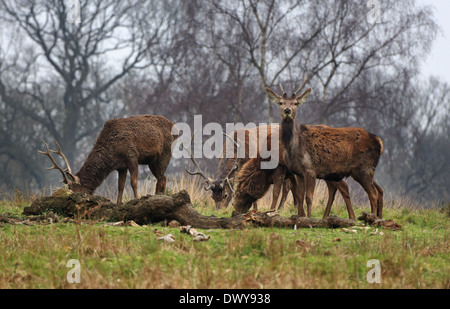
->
(270, 185), (281, 210)
(155, 175), (167, 194)
(128, 163), (139, 199)
(323, 180), (338, 219)
(277, 179), (291, 210)
(117, 168), (127, 204)
(270, 168), (285, 210)
(334, 180), (355, 220)
(291, 175), (306, 216)
(304, 175), (316, 218)
(149, 156), (170, 194)
(367, 184), (379, 216)
(374, 181), (384, 219)
(291, 179), (298, 209)
(353, 173), (379, 216)
(150, 165), (167, 194)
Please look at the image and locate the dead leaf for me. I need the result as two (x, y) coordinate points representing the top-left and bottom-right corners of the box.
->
(153, 229), (164, 236)
(157, 234), (175, 243)
(266, 210), (278, 218)
(370, 228), (385, 236)
(296, 240), (310, 250)
(180, 225), (192, 234)
(380, 220), (402, 231)
(125, 220), (139, 227)
(193, 234), (210, 242)
(180, 225), (210, 241)
(342, 228), (357, 233)
(189, 228), (199, 237)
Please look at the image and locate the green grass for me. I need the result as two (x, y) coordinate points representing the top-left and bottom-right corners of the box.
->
(0, 186), (449, 289)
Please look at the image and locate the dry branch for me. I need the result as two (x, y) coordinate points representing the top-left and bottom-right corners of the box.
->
(358, 212), (402, 230)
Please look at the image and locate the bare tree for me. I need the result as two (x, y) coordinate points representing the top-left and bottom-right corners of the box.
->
(209, 0), (322, 122)
(404, 77), (449, 201)
(0, 0), (176, 187)
(1, 0), (446, 204)
(342, 70), (449, 203)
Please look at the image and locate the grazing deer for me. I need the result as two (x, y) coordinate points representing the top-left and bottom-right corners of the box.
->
(39, 115), (178, 204)
(184, 125), (292, 211)
(265, 75), (384, 218)
(232, 125), (355, 219)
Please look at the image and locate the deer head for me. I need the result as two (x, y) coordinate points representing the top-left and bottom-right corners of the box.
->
(265, 74), (312, 121)
(209, 176), (236, 210)
(38, 140), (87, 193)
(183, 132), (239, 210)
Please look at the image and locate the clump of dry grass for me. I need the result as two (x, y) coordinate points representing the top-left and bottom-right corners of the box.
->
(94, 173), (210, 204)
(1, 173), (434, 216)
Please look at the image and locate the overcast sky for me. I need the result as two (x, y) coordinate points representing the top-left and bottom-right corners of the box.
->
(0, 1), (447, 85)
(417, 0), (450, 83)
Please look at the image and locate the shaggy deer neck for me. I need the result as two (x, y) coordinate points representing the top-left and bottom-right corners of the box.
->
(76, 152), (114, 193)
(281, 119), (295, 146)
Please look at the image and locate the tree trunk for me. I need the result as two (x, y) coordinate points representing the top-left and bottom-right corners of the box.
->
(22, 190), (364, 229)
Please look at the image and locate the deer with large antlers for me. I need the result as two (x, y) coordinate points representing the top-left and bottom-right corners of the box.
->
(265, 75), (384, 218)
(184, 126), (293, 211)
(39, 115), (178, 203)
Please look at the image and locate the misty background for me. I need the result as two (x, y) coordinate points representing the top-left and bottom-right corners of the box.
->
(0, 0), (448, 205)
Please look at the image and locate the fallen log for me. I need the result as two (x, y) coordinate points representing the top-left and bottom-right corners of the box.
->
(21, 190), (392, 229)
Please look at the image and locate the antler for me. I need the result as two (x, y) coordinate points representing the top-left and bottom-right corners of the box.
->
(38, 140), (73, 184)
(221, 132), (240, 192)
(182, 134), (214, 191)
(279, 83), (288, 99)
(295, 73), (309, 96)
(279, 83), (286, 95)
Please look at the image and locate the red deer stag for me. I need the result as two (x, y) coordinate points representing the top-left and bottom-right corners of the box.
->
(184, 126), (292, 211)
(232, 125), (355, 219)
(265, 75), (384, 218)
(39, 115), (178, 204)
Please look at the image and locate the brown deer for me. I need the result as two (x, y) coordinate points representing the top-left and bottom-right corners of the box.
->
(184, 125), (292, 211)
(265, 75), (384, 218)
(232, 125), (355, 219)
(39, 115), (178, 204)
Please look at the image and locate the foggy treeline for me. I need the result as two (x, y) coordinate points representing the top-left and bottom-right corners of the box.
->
(0, 0), (448, 204)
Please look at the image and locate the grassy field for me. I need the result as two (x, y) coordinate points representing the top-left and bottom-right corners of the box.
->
(0, 175), (448, 289)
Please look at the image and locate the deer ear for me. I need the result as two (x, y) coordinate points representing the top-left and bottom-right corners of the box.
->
(296, 88), (312, 105)
(265, 87), (281, 104)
